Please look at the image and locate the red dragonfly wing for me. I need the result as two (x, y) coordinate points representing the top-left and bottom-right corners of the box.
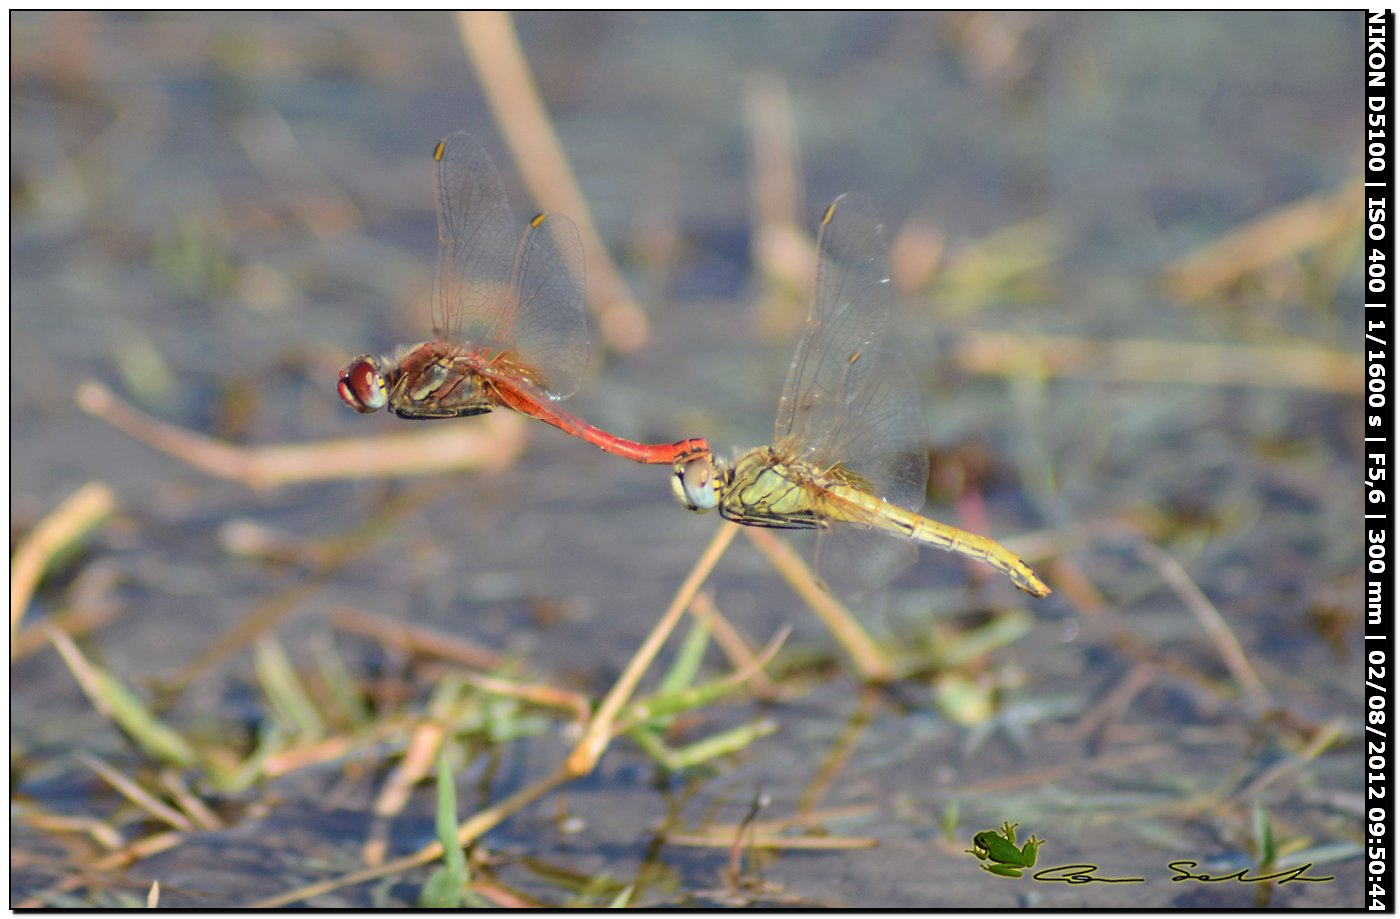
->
(774, 194), (928, 517)
(431, 131), (517, 346)
(493, 212), (588, 400)
(432, 131), (588, 401)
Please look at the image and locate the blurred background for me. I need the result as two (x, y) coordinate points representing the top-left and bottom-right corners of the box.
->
(12, 11), (1364, 908)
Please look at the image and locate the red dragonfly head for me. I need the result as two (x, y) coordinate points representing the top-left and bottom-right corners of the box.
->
(337, 355), (388, 414)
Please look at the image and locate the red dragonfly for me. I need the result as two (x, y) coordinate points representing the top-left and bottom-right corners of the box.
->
(338, 131), (709, 466)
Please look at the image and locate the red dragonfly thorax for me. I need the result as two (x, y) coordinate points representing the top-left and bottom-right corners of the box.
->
(337, 339), (561, 420)
(336, 342), (476, 419)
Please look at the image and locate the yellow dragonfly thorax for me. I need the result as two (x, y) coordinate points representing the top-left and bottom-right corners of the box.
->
(719, 447), (876, 530)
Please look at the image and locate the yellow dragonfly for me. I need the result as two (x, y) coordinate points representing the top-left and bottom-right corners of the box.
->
(672, 194), (1050, 599)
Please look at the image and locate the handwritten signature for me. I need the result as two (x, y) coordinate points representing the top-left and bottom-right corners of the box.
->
(1024, 861), (1333, 885)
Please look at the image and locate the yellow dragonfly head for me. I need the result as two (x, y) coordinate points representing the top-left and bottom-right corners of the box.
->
(672, 453), (720, 513)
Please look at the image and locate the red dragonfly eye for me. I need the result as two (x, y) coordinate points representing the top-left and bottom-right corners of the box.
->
(337, 357), (386, 413)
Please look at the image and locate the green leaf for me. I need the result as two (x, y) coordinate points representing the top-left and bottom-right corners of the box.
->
(419, 753), (468, 908)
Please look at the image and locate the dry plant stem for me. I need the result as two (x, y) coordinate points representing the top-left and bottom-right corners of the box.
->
(46, 627), (116, 718)
(248, 763), (577, 909)
(171, 487), (436, 689)
(1136, 542), (1271, 714)
(373, 722), (446, 821)
(614, 625), (790, 735)
(19, 811), (124, 850)
(11, 598), (121, 661)
(330, 607), (504, 671)
(1042, 552), (1109, 618)
(688, 590), (781, 700)
(173, 567), (336, 690)
(955, 333), (1359, 395)
(455, 10), (650, 353)
(957, 743), (1176, 795)
(744, 72), (802, 242)
(231, 110), (362, 238)
(740, 527), (893, 682)
(77, 754), (192, 831)
(1233, 719), (1344, 801)
(158, 770), (223, 830)
(1069, 661), (1158, 747)
(727, 789), (766, 889)
(10, 481), (114, 642)
(743, 71), (812, 326)
(453, 669), (591, 724)
(92, 830), (184, 869)
(263, 734), (361, 773)
(796, 690), (878, 816)
(249, 523), (741, 909)
(15, 831), (185, 908)
(1165, 178), (1357, 300)
(364, 721), (447, 867)
(468, 881), (537, 910)
(566, 521), (742, 776)
(75, 380), (525, 488)
(668, 832), (877, 851)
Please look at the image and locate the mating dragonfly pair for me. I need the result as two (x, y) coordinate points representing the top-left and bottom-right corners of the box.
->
(338, 131), (1049, 600)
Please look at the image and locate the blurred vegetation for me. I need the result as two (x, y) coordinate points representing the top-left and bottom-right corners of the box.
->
(11, 11), (1363, 908)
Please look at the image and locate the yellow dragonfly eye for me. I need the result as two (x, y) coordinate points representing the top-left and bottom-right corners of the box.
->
(673, 455), (718, 512)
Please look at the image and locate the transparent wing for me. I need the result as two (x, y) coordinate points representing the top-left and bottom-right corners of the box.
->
(432, 132), (590, 399)
(431, 131), (519, 344)
(493, 213), (589, 400)
(775, 194), (928, 513)
(814, 519), (919, 600)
